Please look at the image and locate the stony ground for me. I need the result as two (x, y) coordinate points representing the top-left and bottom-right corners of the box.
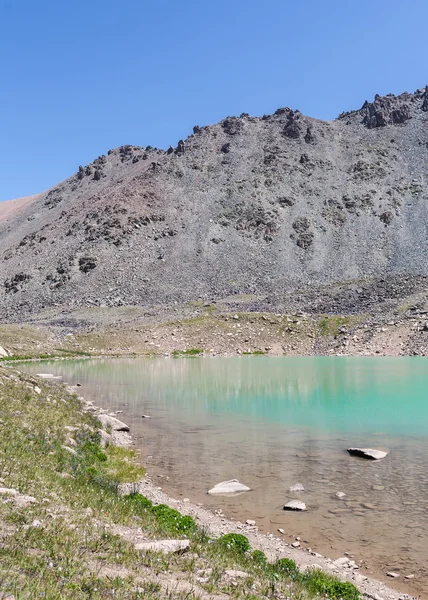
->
(1, 284), (428, 360)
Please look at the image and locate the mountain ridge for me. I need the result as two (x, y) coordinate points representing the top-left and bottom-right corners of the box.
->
(2, 85), (428, 320)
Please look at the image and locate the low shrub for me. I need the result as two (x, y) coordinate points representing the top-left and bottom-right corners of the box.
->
(218, 533), (251, 554)
(151, 504), (197, 536)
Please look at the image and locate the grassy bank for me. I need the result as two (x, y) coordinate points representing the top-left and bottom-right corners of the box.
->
(0, 366), (361, 599)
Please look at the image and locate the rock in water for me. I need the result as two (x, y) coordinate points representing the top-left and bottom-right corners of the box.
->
(289, 483), (305, 492)
(347, 447), (388, 460)
(207, 479), (250, 495)
(284, 500), (307, 511)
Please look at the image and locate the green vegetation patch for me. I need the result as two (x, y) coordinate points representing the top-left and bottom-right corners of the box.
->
(318, 315), (363, 336)
(171, 348), (204, 356)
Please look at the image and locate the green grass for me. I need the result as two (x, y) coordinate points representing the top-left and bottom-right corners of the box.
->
(318, 315), (357, 336)
(171, 348), (204, 357)
(0, 365), (362, 599)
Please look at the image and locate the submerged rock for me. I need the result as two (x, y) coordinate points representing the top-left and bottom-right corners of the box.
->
(135, 539), (190, 554)
(347, 447), (388, 460)
(289, 483), (305, 492)
(284, 500), (307, 511)
(207, 479), (250, 495)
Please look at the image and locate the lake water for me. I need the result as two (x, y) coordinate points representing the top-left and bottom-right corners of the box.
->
(21, 357), (428, 594)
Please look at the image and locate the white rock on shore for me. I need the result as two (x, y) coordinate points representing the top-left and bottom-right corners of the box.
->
(208, 479), (250, 495)
(284, 500), (307, 511)
(347, 448), (389, 460)
(135, 539), (190, 554)
(98, 414), (130, 432)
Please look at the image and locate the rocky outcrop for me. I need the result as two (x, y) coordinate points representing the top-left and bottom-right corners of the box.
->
(360, 94), (412, 128)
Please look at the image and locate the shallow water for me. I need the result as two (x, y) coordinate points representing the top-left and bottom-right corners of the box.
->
(22, 357), (428, 594)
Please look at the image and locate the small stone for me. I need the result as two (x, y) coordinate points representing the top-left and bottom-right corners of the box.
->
(278, 528), (285, 534)
(246, 519), (256, 526)
(386, 571), (400, 578)
(34, 386), (41, 395)
(0, 488), (18, 496)
(224, 569), (248, 578)
(333, 557), (350, 567)
(141, 415), (151, 418)
(14, 494), (37, 508)
(31, 519), (43, 528)
(135, 539), (190, 554)
(405, 574), (415, 580)
(291, 541), (300, 548)
(284, 500), (307, 511)
(335, 492), (346, 499)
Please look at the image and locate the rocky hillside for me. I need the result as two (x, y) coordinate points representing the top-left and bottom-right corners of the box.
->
(2, 86), (428, 319)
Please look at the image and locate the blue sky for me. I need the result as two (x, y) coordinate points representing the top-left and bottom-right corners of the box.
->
(1, 0), (427, 201)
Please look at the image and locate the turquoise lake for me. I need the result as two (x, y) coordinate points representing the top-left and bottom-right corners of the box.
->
(21, 356), (428, 594)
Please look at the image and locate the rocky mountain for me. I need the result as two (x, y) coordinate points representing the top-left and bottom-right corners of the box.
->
(1, 86), (428, 320)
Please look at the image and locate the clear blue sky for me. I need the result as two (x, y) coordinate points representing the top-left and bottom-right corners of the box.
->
(1, 0), (427, 201)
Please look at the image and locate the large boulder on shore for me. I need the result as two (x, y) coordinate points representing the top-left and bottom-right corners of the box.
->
(208, 479), (250, 495)
(347, 447), (388, 460)
(98, 414), (130, 432)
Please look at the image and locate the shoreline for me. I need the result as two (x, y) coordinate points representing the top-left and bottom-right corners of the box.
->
(70, 380), (415, 600)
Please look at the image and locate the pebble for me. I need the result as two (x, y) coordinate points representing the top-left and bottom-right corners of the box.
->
(246, 519), (256, 526)
(291, 541), (300, 548)
(277, 528), (284, 534)
(386, 571), (400, 578)
(31, 519), (43, 528)
(335, 492), (346, 499)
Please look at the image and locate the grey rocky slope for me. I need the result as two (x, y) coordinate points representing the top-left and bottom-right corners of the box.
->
(2, 86), (428, 319)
